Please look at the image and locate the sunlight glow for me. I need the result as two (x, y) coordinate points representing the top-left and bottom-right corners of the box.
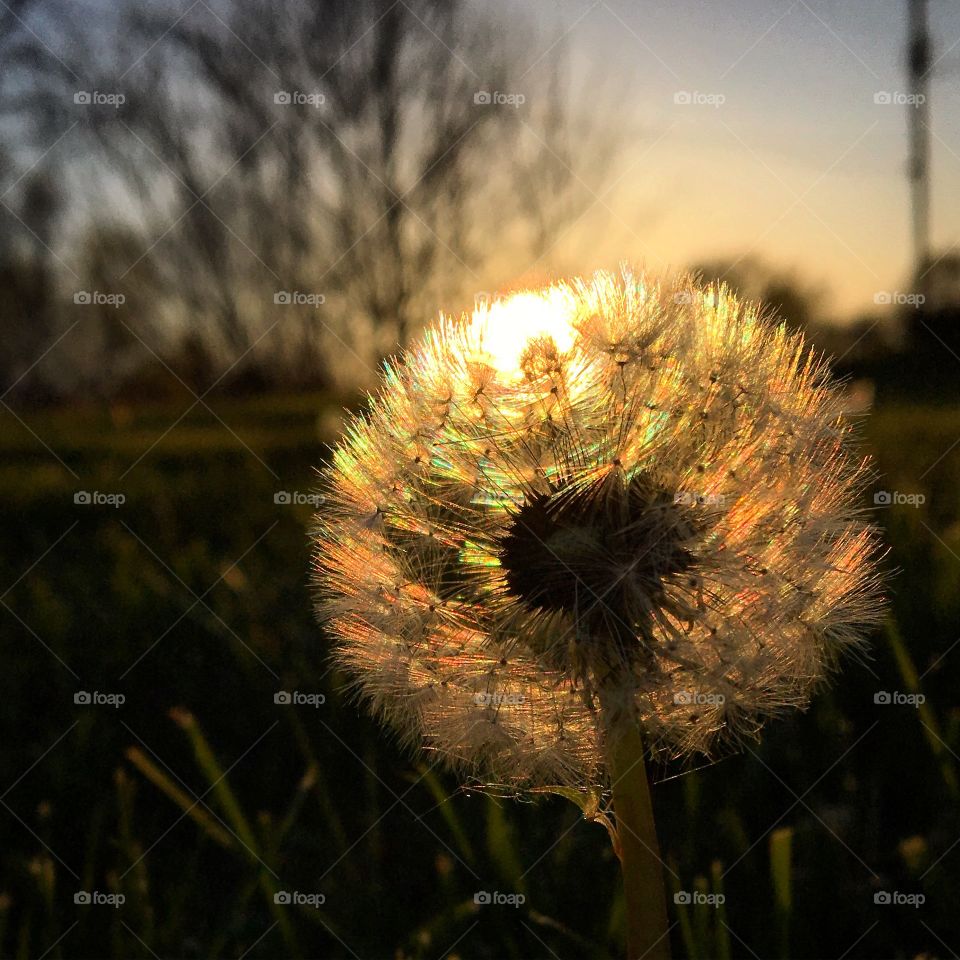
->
(471, 287), (579, 378)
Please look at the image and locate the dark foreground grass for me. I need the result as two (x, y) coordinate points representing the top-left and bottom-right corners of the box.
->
(1, 395), (958, 959)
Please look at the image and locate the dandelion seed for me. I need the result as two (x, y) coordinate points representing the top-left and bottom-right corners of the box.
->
(313, 267), (882, 781)
(311, 267), (885, 957)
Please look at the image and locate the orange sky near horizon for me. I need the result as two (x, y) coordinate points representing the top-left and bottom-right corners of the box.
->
(498, 0), (960, 322)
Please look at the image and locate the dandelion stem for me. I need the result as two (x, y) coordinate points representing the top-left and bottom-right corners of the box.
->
(602, 692), (671, 960)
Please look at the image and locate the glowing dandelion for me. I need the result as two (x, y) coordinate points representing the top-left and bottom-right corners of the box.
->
(312, 268), (884, 959)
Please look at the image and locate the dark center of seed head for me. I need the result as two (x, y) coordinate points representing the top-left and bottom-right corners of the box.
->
(497, 473), (697, 655)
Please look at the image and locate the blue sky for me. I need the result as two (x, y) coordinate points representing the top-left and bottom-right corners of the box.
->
(495, 0), (960, 318)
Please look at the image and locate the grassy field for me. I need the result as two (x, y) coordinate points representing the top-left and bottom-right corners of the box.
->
(1, 394), (958, 959)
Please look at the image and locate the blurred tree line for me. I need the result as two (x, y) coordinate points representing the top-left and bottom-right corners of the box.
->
(0, 0), (621, 403)
(694, 255), (960, 405)
(3, 0), (958, 407)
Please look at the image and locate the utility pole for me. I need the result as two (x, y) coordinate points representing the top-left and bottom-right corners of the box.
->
(907, 0), (931, 282)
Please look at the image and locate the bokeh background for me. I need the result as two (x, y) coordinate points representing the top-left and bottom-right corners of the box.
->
(2, 1), (960, 957)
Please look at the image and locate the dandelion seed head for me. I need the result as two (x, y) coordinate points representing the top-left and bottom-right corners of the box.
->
(312, 268), (885, 790)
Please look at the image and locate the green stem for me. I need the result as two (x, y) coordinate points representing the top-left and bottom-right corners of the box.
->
(602, 692), (671, 960)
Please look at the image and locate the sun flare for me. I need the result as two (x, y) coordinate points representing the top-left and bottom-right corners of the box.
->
(467, 287), (579, 378)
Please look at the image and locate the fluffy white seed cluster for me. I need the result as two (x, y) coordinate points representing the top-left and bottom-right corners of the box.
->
(312, 269), (883, 790)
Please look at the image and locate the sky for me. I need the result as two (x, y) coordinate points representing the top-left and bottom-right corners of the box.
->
(495, 0), (960, 320)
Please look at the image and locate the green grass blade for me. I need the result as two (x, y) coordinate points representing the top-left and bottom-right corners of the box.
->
(885, 618), (960, 796)
(710, 860), (731, 960)
(416, 765), (476, 865)
(770, 827), (792, 959)
(170, 708), (299, 956)
(667, 860), (697, 960)
(125, 747), (234, 849)
(485, 795), (527, 896)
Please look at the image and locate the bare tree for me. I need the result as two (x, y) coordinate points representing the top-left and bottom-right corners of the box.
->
(0, 174), (63, 401)
(1, 0), (625, 397)
(691, 256), (822, 335)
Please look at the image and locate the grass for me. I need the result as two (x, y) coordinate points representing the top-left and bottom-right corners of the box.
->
(0, 393), (958, 958)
